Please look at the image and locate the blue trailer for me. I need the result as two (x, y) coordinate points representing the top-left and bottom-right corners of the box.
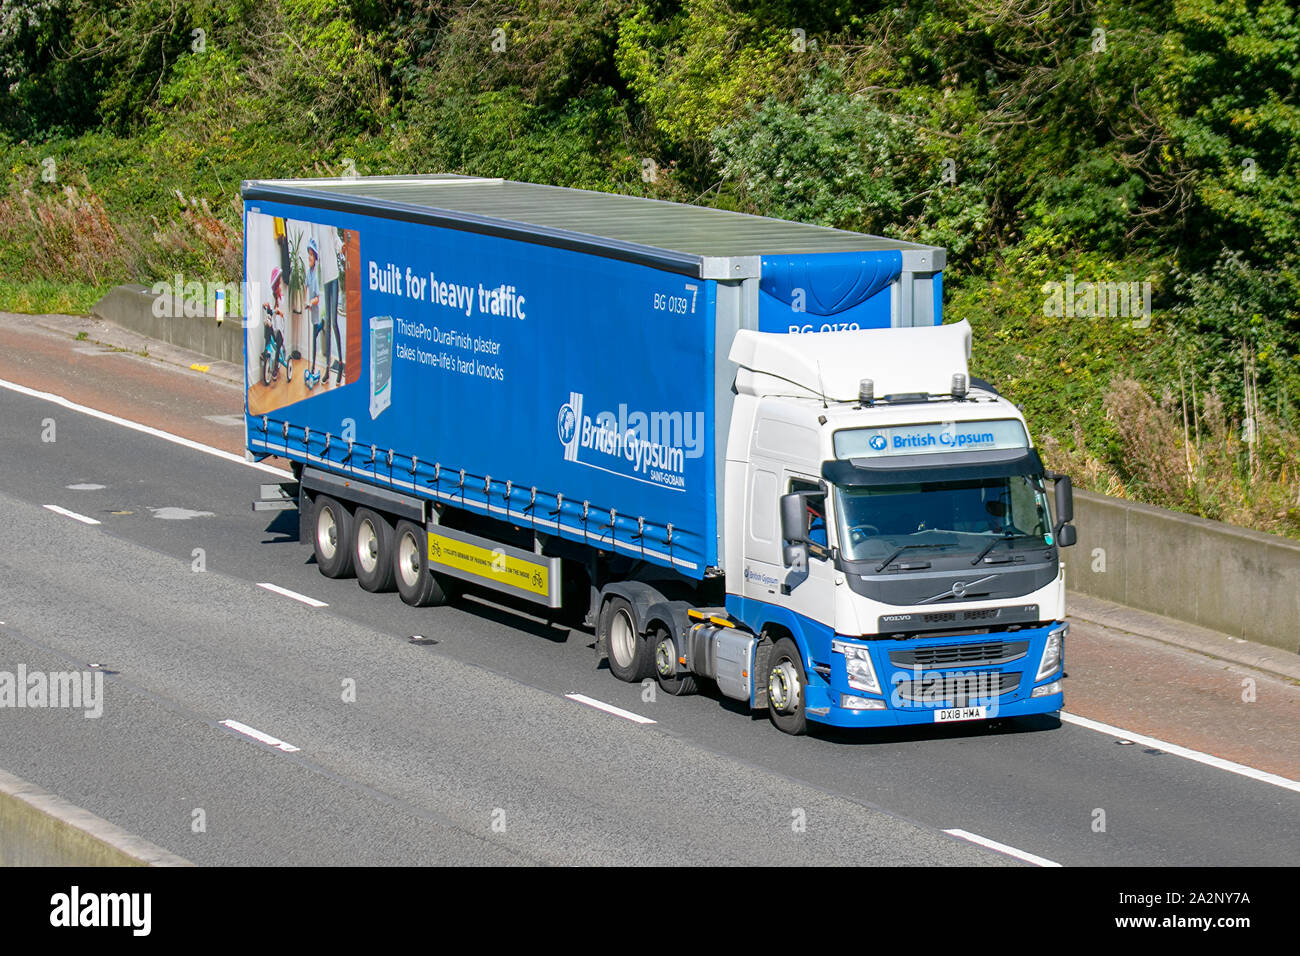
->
(243, 174), (1076, 734)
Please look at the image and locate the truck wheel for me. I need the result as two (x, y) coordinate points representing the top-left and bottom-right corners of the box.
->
(393, 520), (450, 607)
(353, 508), (396, 592)
(600, 597), (653, 682)
(652, 625), (697, 696)
(313, 496), (354, 578)
(766, 637), (808, 736)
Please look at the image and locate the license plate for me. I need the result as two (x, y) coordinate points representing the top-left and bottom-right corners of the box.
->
(934, 706), (987, 723)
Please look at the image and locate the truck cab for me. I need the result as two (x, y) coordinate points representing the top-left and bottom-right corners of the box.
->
(716, 319), (1074, 732)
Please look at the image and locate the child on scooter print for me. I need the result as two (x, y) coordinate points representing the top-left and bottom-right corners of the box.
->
(261, 266), (293, 384)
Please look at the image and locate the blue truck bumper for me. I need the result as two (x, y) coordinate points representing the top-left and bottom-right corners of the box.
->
(803, 622), (1066, 729)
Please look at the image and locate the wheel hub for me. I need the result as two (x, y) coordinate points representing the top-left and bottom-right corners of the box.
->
(610, 610), (636, 668)
(317, 510), (337, 559)
(399, 534), (420, 586)
(358, 523), (378, 571)
(768, 660), (801, 714)
(655, 638), (676, 678)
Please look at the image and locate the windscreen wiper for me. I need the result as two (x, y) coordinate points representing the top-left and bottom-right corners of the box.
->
(970, 533), (1029, 565)
(876, 543), (954, 573)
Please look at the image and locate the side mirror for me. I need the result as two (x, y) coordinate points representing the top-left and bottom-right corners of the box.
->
(780, 492), (810, 544)
(782, 541), (809, 573)
(1056, 523), (1077, 548)
(780, 492), (814, 572)
(1053, 475), (1074, 529)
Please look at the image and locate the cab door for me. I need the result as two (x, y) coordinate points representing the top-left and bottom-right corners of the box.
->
(741, 462), (785, 602)
(780, 474), (837, 628)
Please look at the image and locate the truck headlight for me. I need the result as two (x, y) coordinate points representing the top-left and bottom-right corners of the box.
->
(1036, 624), (1067, 681)
(832, 639), (881, 695)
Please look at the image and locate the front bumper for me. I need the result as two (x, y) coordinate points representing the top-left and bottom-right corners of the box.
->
(804, 622), (1065, 729)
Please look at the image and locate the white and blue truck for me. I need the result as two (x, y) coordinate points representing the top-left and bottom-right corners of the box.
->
(243, 174), (1076, 735)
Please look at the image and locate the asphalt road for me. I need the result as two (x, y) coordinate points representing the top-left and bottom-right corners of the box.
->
(0, 329), (1296, 865)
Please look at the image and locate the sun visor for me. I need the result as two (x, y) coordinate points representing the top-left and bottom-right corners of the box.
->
(822, 447), (1045, 487)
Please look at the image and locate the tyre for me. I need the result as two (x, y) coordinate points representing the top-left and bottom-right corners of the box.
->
(652, 625), (697, 696)
(393, 520), (452, 607)
(261, 351), (274, 387)
(765, 636), (808, 735)
(353, 508), (396, 592)
(312, 495), (354, 578)
(286, 356), (295, 383)
(600, 596), (653, 682)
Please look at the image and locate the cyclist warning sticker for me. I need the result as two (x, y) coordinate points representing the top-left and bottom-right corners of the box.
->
(427, 531), (549, 597)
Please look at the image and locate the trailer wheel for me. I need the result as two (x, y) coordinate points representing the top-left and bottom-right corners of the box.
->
(353, 508), (396, 592)
(313, 496), (354, 578)
(600, 596), (653, 682)
(652, 625), (697, 696)
(393, 520), (451, 607)
(766, 637), (808, 736)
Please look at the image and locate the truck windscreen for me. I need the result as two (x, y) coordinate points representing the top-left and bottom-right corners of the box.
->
(834, 475), (1051, 564)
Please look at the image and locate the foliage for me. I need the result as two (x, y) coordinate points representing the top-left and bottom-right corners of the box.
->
(0, 0), (1297, 536)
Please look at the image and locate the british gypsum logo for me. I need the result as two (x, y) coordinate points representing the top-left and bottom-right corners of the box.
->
(559, 392), (703, 491)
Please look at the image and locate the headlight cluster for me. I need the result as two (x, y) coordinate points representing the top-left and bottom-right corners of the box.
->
(832, 639), (881, 695)
(1036, 624), (1067, 681)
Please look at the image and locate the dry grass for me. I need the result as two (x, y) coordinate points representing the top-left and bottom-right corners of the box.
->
(148, 190), (242, 277)
(1, 179), (125, 286)
(1048, 376), (1300, 537)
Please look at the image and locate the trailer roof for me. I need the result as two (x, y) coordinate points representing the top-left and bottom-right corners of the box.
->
(242, 174), (944, 279)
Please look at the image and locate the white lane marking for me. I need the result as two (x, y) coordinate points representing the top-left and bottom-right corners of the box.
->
(0, 376), (289, 476)
(43, 504), (101, 526)
(219, 719), (301, 753)
(65, 483), (106, 491)
(1061, 711), (1300, 794)
(256, 582), (328, 608)
(943, 829), (1062, 867)
(565, 693), (656, 725)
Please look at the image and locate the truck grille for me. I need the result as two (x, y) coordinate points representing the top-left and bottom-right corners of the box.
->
(894, 671), (1021, 704)
(890, 640), (1029, 668)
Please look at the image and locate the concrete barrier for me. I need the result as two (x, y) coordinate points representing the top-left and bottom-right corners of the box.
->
(92, 284), (244, 366)
(1064, 489), (1300, 654)
(0, 768), (191, 866)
